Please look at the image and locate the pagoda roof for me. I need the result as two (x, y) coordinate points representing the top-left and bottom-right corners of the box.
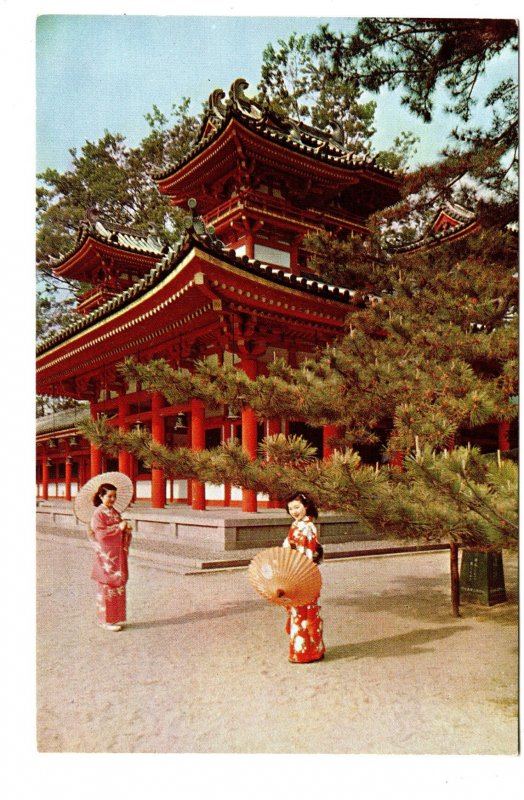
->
(50, 210), (169, 277)
(36, 228), (355, 358)
(153, 78), (400, 191)
(392, 201), (480, 254)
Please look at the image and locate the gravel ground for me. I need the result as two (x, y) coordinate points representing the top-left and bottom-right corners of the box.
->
(36, 533), (518, 754)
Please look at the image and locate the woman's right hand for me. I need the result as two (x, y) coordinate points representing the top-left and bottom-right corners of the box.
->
(118, 520), (128, 531)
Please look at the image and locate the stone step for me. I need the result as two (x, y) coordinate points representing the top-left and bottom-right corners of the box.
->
(37, 523), (449, 574)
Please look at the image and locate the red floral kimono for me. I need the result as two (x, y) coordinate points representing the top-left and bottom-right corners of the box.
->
(283, 516), (325, 663)
(90, 506), (131, 625)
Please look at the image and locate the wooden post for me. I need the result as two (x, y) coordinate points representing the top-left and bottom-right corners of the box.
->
(90, 443), (103, 477)
(151, 392), (166, 508)
(117, 393), (130, 475)
(390, 451), (404, 469)
(450, 542), (461, 618)
(222, 417), (232, 507)
(89, 403), (103, 477)
(267, 417), (281, 508)
(191, 398), (206, 511)
(498, 420), (511, 452)
(65, 456), (72, 501)
(240, 355), (258, 513)
(42, 456), (49, 501)
(323, 425), (342, 460)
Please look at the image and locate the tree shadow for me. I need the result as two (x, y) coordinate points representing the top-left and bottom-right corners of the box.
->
(325, 624), (470, 662)
(329, 574), (518, 625)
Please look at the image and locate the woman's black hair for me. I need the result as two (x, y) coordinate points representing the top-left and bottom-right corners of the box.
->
(285, 491), (319, 519)
(93, 482), (118, 507)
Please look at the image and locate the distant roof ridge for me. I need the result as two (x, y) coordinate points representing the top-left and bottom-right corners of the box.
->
(48, 210), (169, 273)
(36, 405), (90, 434)
(391, 201), (479, 254)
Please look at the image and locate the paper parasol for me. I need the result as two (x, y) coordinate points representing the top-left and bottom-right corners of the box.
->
(73, 471), (134, 524)
(248, 546), (322, 607)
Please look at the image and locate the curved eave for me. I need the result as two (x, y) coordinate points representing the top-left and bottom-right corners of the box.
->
(394, 220), (481, 254)
(154, 111), (400, 195)
(52, 231), (166, 278)
(37, 235), (353, 362)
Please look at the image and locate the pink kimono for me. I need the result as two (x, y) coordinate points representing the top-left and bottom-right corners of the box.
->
(90, 505), (131, 625)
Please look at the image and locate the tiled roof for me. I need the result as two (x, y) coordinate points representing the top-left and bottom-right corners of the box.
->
(153, 78), (398, 183)
(49, 211), (169, 272)
(432, 201), (476, 226)
(36, 406), (90, 435)
(391, 215), (479, 254)
(37, 229), (354, 356)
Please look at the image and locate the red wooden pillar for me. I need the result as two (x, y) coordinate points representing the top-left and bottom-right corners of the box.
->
(42, 456), (49, 501)
(191, 398), (206, 510)
(498, 420), (511, 451)
(390, 452), (404, 469)
(241, 356), (258, 513)
(323, 425), (341, 460)
(245, 229), (255, 259)
(65, 456), (72, 501)
(117, 393), (130, 475)
(267, 417), (281, 508)
(151, 392), (166, 508)
(89, 403), (103, 477)
(78, 457), (86, 489)
(290, 235), (302, 274)
(223, 417), (232, 507)
(90, 443), (103, 477)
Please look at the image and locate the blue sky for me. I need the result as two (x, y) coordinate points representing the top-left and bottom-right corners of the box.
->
(35, 13), (518, 175)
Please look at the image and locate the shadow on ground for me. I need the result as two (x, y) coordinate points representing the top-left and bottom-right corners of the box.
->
(325, 624), (470, 662)
(330, 573), (518, 626)
(125, 599), (264, 629)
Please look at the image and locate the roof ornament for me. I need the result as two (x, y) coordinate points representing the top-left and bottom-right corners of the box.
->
(228, 78), (264, 120)
(208, 88), (230, 119)
(183, 198), (224, 250)
(325, 120), (345, 147)
(282, 117), (302, 142)
(85, 207), (100, 227)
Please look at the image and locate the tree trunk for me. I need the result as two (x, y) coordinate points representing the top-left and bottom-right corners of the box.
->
(450, 541), (461, 617)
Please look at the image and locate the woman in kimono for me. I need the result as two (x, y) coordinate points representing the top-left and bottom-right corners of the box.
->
(89, 482), (132, 632)
(283, 491), (325, 663)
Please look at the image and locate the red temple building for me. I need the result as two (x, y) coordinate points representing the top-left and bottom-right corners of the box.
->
(36, 79), (515, 523)
(36, 79), (403, 513)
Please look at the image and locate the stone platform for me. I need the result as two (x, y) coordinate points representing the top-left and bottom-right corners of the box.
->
(36, 500), (449, 573)
(36, 500), (371, 551)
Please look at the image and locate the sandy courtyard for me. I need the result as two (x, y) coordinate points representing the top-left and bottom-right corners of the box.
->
(36, 534), (518, 754)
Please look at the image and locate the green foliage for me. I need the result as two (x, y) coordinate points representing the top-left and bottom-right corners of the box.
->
(311, 19), (518, 214)
(258, 29), (377, 154)
(261, 433), (318, 467)
(82, 410), (518, 549)
(36, 288), (77, 342)
(332, 19), (518, 124)
(399, 446), (518, 548)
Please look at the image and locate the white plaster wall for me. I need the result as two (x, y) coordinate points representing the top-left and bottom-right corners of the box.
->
(254, 244), (290, 268)
(136, 480), (152, 499)
(167, 480), (188, 500)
